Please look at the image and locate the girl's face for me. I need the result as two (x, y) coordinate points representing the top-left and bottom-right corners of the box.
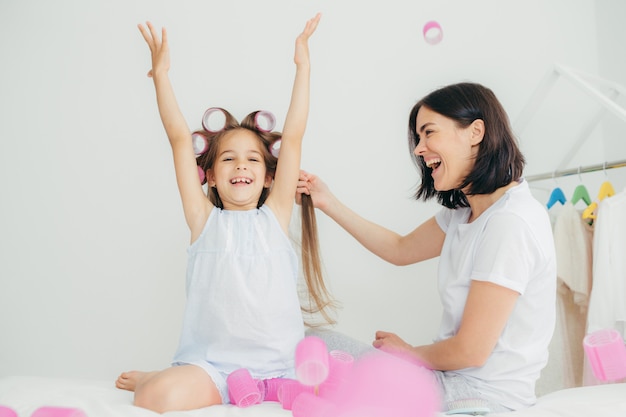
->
(413, 106), (483, 192)
(207, 129), (272, 210)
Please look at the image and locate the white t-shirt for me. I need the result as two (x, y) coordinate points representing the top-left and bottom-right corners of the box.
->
(434, 179), (557, 410)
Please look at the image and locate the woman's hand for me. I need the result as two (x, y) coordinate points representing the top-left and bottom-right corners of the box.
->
(296, 170), (333, 211)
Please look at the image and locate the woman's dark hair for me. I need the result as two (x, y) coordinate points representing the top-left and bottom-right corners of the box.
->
(195, 108), (336, 325)
(408, 82), (525, 209)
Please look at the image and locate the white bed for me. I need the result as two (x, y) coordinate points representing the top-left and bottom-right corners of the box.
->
(1, 376), (625, 417)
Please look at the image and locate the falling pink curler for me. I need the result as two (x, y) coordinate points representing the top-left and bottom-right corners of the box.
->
(295, 336), (329, 387)
(584, 329), (626, 382)
(227, 368), (262, 407)
(328, 350), (354, 383)
(0, 406), (17, 417)
(202, 107), (228, 133)
(277, 380), (314, 410)
(291, 392), (338, 417)
(254, 110), (276, 132)
(423, 20), (443, 45)
(30, 407), (87, 417)
(192, 132), (209, 155)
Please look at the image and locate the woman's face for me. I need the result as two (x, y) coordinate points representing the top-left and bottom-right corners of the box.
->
(413, 106), (483, 192)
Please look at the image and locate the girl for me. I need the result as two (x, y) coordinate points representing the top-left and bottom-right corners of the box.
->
(117, 13), (334, 413)
(297, 82), (557, 413)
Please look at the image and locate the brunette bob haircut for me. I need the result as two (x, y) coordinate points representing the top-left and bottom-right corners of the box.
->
(408, 82), (525, 209)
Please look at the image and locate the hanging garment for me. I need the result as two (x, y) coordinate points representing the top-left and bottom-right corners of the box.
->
(552, 201), (594, 388)
(587, 189), (626, 338)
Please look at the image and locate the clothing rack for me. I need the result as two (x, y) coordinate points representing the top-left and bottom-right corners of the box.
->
(525, 159), (626, 182)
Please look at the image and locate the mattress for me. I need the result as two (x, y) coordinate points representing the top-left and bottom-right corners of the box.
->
(1, 376), (625, 417)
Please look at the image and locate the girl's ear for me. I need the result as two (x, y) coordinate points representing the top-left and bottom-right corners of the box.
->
(264, 174), (273, 188)
(206, 169), (216, 187)
(470, 119), (485, 145)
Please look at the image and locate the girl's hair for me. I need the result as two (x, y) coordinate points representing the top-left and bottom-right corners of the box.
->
(195, 108), (336, 325)
(407, 82), (526, 209)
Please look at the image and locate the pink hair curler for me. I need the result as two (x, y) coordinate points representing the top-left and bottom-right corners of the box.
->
(202, 107), (228, 133)
(291, 392), (338, 417)
(277, 380), (314, 410)
(269, 139), (281, 158)
(192, 132), (210, 155)
(254, 110), (276, 132)
(31, 407), (87, 417)
(197, 165), (206, 184)
(423, 20), (443, 45)
(295, 336), (330, 387)
(227, 368), (262, 407)
(0, 406), (17, 417)
(584, 328), (626, 382)
(262, 378), (289, 402)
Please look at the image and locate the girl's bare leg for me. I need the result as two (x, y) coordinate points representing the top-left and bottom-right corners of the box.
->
(115, 370), (158, 392)
(131, 365), (222, 413)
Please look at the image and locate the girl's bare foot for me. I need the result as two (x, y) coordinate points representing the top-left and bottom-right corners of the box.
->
(115, 370), (157, 392)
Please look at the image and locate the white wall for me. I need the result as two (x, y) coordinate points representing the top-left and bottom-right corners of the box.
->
(1, 0), (623, 382)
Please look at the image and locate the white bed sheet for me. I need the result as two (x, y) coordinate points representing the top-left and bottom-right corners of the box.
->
(1, 376), (625, 417)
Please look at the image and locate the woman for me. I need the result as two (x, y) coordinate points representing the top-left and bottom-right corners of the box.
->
(297, 82), (557, 412)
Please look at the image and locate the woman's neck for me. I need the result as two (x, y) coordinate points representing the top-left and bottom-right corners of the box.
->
(465, 181), (518, 222)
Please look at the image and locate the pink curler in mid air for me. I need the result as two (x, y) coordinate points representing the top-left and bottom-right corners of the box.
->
(295, 336), (330, 387)
(584, 328), (626, 382)
(30, 407), (87, 417)
(423, 20), (443, 45)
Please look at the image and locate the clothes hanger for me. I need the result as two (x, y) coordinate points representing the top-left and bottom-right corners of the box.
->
(581, 162), (614, 221)
(597, 162), (615, 201)
(546, 171), (567, 209)
(570, 167), (592, 207)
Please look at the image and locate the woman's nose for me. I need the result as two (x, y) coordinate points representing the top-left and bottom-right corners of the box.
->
(414, 140), (426, 156)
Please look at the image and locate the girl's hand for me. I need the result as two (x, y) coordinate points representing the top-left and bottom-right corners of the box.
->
(137, 21), (170, 78)
(294, 13), (321, 67)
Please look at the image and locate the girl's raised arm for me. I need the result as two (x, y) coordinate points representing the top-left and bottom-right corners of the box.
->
(138, 22), (211, 236)
(265, 13), (321, 232)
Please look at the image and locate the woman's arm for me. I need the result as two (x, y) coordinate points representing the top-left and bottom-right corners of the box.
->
(265, 14), (320, 232)
(138, 22), (211, 238)
(374, 281), (519, 370)
(297, 171), (445, 265)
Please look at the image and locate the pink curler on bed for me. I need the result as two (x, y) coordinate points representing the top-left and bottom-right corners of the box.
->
(291, 392), (338, 417)
(295, 336), (330, 387)
(0, 406), (17, 417)
(227, 368), (262, 407)
(583, 328), (626, 382)
(277, 380), (314, 410)
(30, 407), (87, 417)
